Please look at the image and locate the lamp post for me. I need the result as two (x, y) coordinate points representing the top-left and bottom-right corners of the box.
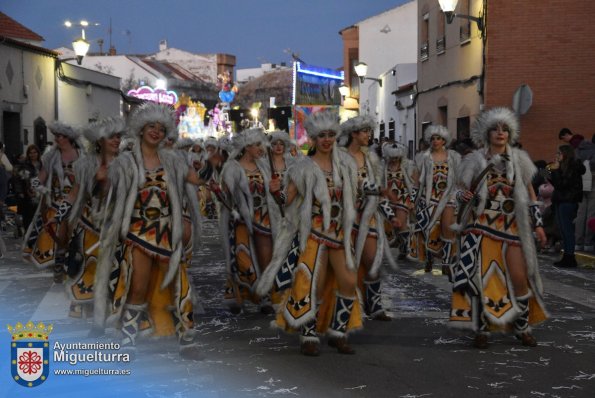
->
(64, 20), (97, 64)
(354, 62), (382, 87)
(338, 84), (350, 100)
(438, 0), (484, 34)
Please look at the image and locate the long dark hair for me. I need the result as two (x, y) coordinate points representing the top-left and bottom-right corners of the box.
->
(558, 144), (575, 173)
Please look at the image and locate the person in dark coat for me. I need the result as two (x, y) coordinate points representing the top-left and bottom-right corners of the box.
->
(548, 144), (586, 267)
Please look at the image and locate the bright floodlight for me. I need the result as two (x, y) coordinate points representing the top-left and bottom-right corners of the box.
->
(64, 20), (72, 27)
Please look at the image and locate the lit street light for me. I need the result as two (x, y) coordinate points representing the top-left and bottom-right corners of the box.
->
(64, 19), (99, 65)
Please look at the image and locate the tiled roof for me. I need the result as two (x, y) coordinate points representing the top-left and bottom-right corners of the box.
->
(0, 12), (44, 42)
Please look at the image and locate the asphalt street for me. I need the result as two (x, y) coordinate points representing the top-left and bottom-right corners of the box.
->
(1, 220), (594, 398)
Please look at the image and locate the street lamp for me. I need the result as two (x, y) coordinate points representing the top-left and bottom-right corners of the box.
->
(354, 62), (382, 87)
(438, 0), (484, 33)
(338, 84), (350, 99)
(64, 20), (98, 65)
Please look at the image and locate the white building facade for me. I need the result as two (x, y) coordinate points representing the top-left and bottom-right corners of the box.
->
(356, 0), (418, 147)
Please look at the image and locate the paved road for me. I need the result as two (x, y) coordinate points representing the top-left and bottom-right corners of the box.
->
(1, 221), (594, 397)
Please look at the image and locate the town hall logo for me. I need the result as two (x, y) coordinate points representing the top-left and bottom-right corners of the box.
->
(7, 321), (53, 387)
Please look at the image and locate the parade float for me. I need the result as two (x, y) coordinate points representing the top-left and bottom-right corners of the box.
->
(291, 62), (344, 150)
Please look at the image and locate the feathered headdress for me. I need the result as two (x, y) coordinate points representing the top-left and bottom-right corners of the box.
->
(127, 102), (176, 141)
(304, 109), (340, 139)
(471, 107), (520, 148)
(338, 115), (375, 146)
(83, 116), (126, 144)
(423, 125), (452, 146)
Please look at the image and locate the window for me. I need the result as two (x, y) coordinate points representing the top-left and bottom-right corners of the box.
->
(349, 50), (360, 98)
(379, 120), (386, 138)
(421, 13), (429, 61)
(437, 12), (446, 54)
(460, 0), (471, 42)
(457, 116), (470, 140)
(439, 106), (448, 127)
(388, 118), (396, 140)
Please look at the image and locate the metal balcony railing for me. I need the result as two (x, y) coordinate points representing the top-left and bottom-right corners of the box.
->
(436, 37), (445, 54)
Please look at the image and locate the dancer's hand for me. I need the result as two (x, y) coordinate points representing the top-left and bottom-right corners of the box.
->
(269, 177), (281, 194)
(534, 226), (547, 248)
(458, 190), (475, 203)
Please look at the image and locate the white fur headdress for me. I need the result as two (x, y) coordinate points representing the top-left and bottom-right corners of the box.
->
(204, 136), (218, 149)
(471, 107), (520, 148)
(230, 128), (266, 158)
(174, 137), (195, 149)
(127, 102), (176, 139)
(304, 109), (340, 139)
(381, 141), (407, 159)
(338, 115), (375, 146)
(423, 125), (452, 146)
(269, 130), (291, 152)
(218, 137), (233, 153)
(48, 121), (81, 140)
(83, 117), (126, 144)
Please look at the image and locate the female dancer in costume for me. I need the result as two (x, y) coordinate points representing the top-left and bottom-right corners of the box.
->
(381, 141), (417, 259)
(23, 122), (82, 283)
(339, 116), (398, 321)
(95, 103), (204, 359)
(450, 107), (548, 348)
(63, 117), (124, 318)
(269, 130), (296, 181)
(409, 125), (461, 275)
(259, 110), (361, 356)
(215, 128), (282, 314)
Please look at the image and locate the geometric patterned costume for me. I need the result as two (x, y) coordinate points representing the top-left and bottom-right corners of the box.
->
(450, 147), (549, 334)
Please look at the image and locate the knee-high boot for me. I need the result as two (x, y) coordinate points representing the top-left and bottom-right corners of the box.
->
(439, 237), (456, 278)
(299, 309), (320, 356)
(514, 293), (537, 347)
(170, 306), (202, 360)
(121, 303), (146, 351)
(364, 279), (391, 321)
(328, 294), (356, 354)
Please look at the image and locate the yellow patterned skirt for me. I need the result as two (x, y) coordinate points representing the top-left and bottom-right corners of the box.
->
(275, 234), (363, 334)
(108, 243), (194, 337)
(224, 221), (261, 306)
(450, 235), (548, 332)
(23, 203), (65, 268)
(66, 215), (99, 303)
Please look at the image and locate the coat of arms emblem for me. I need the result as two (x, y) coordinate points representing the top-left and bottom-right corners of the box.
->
(7, 321), (53, 387)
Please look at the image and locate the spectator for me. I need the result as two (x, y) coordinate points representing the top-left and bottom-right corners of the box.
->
(532, 160), (548, 194)
(574, 134), (595, 252)
(0, 142), (13, 222)
(559, 127), (584, 149)
(548, 144), (586, 267)
(13, 145), (42, 230)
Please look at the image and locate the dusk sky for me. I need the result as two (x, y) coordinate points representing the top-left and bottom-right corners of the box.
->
(2, 0), (410, 69)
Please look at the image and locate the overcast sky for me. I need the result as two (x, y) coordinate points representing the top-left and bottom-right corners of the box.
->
(2, 0), (411, 68)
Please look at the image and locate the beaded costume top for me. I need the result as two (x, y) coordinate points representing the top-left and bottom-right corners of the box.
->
(311, 170), (344, 248)
(245, 167), (271, 234)
(466, 167), (520, 244)
(126, 166), (173, 258)
(386, 163), (411, 208)
(51, 160), (76, 202)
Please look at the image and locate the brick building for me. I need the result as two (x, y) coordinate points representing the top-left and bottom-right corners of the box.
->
(417, 0), (595, 160)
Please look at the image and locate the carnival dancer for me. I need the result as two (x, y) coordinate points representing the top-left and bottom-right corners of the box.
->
(450, 107), (548, 348)
(94, 103), (204, 359)
(214, 128), (282, 315)
(409, 125), (461, 275)
(258, 110), (362, 356)
(64, 117), (124, 318)
(23, 121), (83, 283)
(381, 141), (417, 259)
(269, 130), (296, 181)
(338, 116), (398, 321)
